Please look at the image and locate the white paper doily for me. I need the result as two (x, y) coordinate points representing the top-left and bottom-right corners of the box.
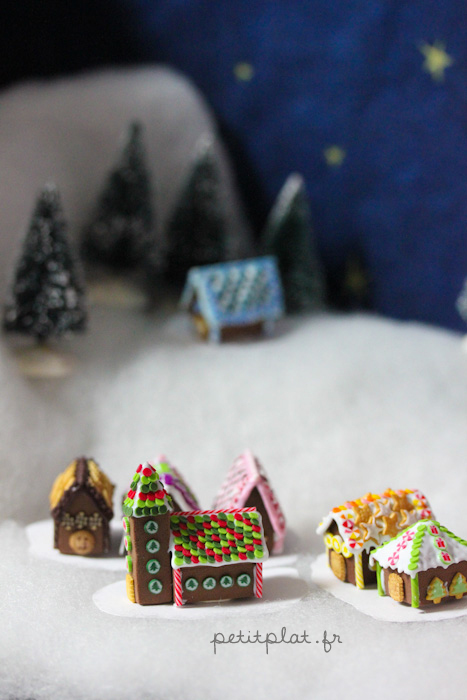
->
(27, 519), (299, 573)
(26, 519), (125, 571)
(311, 553), (467, 622)
(93, 566), (308, 619)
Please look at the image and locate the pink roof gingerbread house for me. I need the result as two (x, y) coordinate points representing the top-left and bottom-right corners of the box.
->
(213, 449), (286, 554)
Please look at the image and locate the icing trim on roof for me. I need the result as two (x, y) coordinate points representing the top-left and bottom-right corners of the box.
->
(370, 520), (467, 577)
(213, 449), (286, 554)
(316, 489), (433, 555)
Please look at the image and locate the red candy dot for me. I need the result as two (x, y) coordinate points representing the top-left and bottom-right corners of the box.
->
(222, 547), (230, 555)
(142, 466), (153, 477)
(239, 553), (247, 560)
(155, 490), (165, 500)
(234, 513), (243, 521)
(214, 554), (223, 562)
(136, 464), (142, 473)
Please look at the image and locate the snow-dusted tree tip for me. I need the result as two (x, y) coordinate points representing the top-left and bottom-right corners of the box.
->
(262, 173), (326, 313)
(81, 121), (157, 271)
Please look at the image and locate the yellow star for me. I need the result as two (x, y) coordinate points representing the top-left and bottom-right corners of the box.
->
(323, 145), (346, 168)
(420, 41), (454, 82)
(234, 62), (254, 82)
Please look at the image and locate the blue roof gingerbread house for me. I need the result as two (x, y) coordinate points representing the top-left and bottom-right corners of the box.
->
(180, 256), (284, 342)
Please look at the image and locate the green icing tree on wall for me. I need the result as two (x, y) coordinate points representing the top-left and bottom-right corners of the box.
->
(426, 576), (448, 604)
(262, 173), (326, 313)
(449, 572), (467, 599)
(82, 122), (157, 270)
(3, 183), (87, 341)
(165, 135), (226, 286)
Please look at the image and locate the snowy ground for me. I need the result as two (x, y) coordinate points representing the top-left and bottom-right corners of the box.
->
(1, 308), (467, 699)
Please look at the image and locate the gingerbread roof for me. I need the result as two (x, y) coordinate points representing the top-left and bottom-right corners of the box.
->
(180, 257), (284, 335)
(169, 508), (269, 568)
(316, 489), (434, 555)
(123, 462), (173, 517)
(212, 449), (286, 554)
(152, 455), (200, 511)
(370, 520), (467, 578)
(49, 457), (114, 520)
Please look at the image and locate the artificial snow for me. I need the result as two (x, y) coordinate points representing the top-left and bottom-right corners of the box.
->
(1, 309), (467, 700)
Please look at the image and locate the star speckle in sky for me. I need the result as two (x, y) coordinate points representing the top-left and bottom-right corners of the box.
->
(234, 62), (255, 82)
(323, 145), (346, 167)
(419, 41), (454, 82)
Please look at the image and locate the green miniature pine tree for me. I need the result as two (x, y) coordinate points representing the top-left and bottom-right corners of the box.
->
(165, 135), (226, 285)
(3, 183), (87, 341)
(262, 173), (326, 313)
(449, 572), (467, 599)
(82, 122), (157, 269)
(426, 577), (448, 604)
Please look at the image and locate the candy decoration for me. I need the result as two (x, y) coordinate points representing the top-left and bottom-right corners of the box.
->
(146, 559), (161, 574)
(122, 517), (130, 533)
(126, 555), (132, 574)
(254, 563), (263, 598)
(426, 576), (448, 604)
(411, 575), (420, 608)
(376, 562), (384, 596)
(237, 573), (251, 587)
(354, 552), (364, 590)
(173, 568), (183, 606)
(144, 520), (159, 534)
(324, 533), (333, 549)
(449, 572), (467, 599)
(126, 574), (135, 603)
(124, 535), (132, 552)
(202, 576), (217, 590)
(148, 578), (163, 595)
(332, 536), (342, 554)
(146, 539), (160, 554)
(184, 577), (199, 591)
(220, 575), (234, 588)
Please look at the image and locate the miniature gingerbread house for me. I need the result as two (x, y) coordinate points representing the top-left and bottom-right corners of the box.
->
(370, 519), (467, 608)
(122, 462), (268, 606)
(50, 457), (114, 556)
(316, 489), (433, 588)
(153, 455), (200, 511)
(212, 449), (286, 554)
(180, 256), (284, 342)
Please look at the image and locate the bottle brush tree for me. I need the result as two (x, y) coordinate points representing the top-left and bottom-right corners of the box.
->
(3, 183), (87, 341)
(262, 173), (326, 313)
(82, 122), (157, 270)
(165, 135), (226, 286)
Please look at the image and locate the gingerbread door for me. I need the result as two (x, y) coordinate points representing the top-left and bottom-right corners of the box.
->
(330, 550), (346, 581)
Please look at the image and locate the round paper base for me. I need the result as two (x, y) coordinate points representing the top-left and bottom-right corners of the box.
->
(26, 520), (125, 571)
(93, 567), (308, 619)
(88, 279), (147, 310)
(311, 553), (467, 622)
(14, 346), (76, 378)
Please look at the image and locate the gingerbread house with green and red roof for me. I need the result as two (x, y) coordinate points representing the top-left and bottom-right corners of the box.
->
(122, 461), (269, 606)
(316, 489), (434, 589)
(370, 519), (467, 608)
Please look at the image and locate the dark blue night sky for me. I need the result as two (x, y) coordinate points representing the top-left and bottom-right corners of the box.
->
(128, 0), (467, 331)
(2, 1), (467, 330)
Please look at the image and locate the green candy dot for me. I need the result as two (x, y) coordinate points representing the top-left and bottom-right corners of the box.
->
(146, 559), (161, 574)
(203, 577), (216, 590)
(220, 575), (233, 588)
(144, 520), (159, 534)
(148, 579), (163, 595)
(146, 539), (160, 554)
(184, 577), (198, 591)
(237, 573), (251, 587)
